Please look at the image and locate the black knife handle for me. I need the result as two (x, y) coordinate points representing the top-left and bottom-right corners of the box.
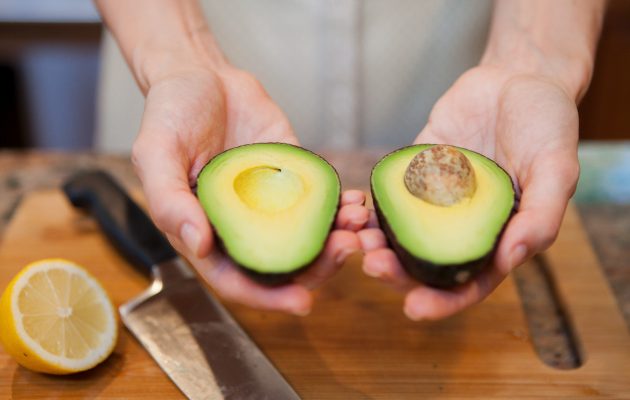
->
(62, 170), (176, 277)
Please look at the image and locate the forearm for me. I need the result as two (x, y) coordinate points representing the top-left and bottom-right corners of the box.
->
(95, 0), (226, 93)
(481, 0), (607, 101)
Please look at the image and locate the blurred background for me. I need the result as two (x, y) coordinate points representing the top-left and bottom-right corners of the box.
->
(0, 0), (628, 151)
(0, 0), (100, 149)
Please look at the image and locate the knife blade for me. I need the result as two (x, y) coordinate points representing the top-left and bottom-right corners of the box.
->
(63, 170), (301, 400)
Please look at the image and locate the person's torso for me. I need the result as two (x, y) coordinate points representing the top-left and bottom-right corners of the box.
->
(97, 0), (492, 152)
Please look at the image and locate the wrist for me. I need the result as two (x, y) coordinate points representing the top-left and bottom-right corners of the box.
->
(132, 28), (229, 93)
(480, 0), (605, 103)
(480, 37), (593, 102)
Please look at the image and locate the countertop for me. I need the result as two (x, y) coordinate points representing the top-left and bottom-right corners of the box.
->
(1, 143), (629, 371)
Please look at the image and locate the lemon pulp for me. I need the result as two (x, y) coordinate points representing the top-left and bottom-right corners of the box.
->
(0, 259), (117, 374)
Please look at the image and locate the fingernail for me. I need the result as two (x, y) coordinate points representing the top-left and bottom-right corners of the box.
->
(351, 216), (368, 228)
(509, 244), (528, 270)
(181, 223), (201, 256)
(335, 248), (356, 265)
(292, 307), (311, 317)
(284, 295), (312, 317)
(403, 303), (424, 322)
(288, 300), (311, 317)
(364, 264), (382, 278)
(343, 190), (365, 205)
(343, 217), (366, 231)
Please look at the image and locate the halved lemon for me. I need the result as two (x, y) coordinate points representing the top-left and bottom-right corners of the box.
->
(0, 259), (117, 374)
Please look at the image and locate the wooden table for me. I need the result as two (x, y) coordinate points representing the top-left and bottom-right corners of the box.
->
(0, 149), (629, 372)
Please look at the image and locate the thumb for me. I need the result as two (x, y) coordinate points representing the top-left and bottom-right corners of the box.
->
(132, 134), (213, 259)
(495, 151), (579, 274)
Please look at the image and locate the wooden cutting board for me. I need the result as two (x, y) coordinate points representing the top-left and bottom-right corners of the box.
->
(0, 190), (629, 399)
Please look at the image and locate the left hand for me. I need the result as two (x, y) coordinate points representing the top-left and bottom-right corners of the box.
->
(360, 65), (580, 320)
(132, 65), (367, 316)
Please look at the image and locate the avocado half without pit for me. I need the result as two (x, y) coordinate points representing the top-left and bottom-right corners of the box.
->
(197, 143), (340, 285)
(371, 144), (515, 288)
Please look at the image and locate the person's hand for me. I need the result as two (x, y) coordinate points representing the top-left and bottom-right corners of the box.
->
(132, 64), (366, 316)
(360, 65), (580, 320)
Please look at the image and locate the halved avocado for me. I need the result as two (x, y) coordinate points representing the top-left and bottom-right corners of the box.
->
(197, 143), (340, 285)
(371, 144), (515, 288)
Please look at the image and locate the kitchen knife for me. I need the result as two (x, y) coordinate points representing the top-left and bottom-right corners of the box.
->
(63, 170), (301, 400)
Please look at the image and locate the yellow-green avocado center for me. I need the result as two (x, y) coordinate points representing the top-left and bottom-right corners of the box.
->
(234, 166), (305, 213)
(371, 144), (514, 265)
(197, 143), (340, 275)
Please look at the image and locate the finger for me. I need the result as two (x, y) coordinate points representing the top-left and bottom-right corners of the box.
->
(362, 248), (416, 291)
(403, 266), (505, 321)
(164, 232), (188, 257)
(336, 204), (369, 231)
(413, 124), (449, 146)
(165, 232), (312, 316)
(341, 190), (366, 206)
(195, 250), (313, 315)
(293, 230), (361, 289)
(132, 134), (213, 259)
(495, 153), (579, 274)
(357, 228), (388, 252)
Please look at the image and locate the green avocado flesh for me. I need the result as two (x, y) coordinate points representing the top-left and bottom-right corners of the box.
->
(197, 143), (340, 279)
(371, 145), (514, 280)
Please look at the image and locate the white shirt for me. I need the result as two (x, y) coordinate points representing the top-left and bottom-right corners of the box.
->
(97, 0), (492, 152)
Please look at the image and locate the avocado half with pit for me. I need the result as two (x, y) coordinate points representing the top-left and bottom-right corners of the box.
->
(197, 143), (340, 285)
(371, 144), (515, 288)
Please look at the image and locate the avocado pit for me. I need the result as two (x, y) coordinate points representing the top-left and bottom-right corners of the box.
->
(404, 145), (477, 206)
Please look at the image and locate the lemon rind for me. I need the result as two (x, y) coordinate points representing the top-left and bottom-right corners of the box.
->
(2, 259), (117, 374)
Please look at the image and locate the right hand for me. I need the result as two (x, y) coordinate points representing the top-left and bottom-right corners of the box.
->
(132, 63), (366, 316)
(360, 66), (580, 321)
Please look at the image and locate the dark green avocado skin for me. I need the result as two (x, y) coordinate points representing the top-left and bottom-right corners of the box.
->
(199, 142), (341, 286)
(372, 194), (514, 288)
(370, 145), (516, 289)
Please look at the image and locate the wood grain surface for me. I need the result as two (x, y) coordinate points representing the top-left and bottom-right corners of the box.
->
(3, 149), (629, 371)
(0, 190), (629, 399)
